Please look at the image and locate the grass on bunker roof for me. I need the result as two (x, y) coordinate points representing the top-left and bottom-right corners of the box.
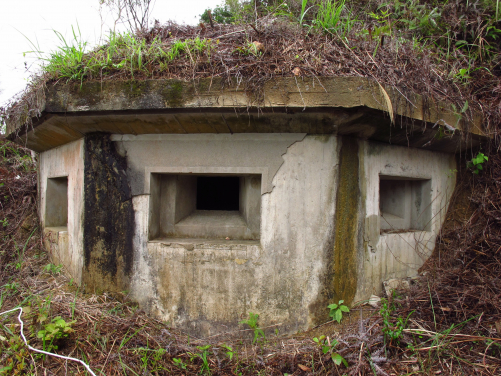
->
(1, 0), (501, 374)
(2, 0), (501, 140)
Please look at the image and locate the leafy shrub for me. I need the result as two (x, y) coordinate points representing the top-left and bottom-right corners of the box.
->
(328, 300), (350, 323)
(37, 316), (76, 351)
(240, 312), (265, 343)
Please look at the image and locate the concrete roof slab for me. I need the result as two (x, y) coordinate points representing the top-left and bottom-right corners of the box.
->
(6, 77), (487, 153)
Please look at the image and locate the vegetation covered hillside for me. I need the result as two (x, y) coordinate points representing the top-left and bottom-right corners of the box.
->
(0, 0), (501, 374)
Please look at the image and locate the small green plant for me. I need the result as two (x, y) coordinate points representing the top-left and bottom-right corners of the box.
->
(446, 168), (458, 179)
(37, 316), (76, 352)
(173, 357), (187, 370)
(327, 300), (350, 323)
(0, 335), (29, 375)
(43, 263), (63, 275)
(135, 347), (167, 373)
(485, 338), (501, 357)
(195, 344), (211, 375)
(314, 0), (354, 37)
(449, 100), (469, 128)
(454, 67), (472, 82)
(240, 312), (265, 343)
(299, 0), (314, 26)
(368, 8), (393, 56)
(313, 335), (348, 367)
(222, 344), (235, 360)
(2, 282), (19, 293)
(467, 152), (488, 175)
(15, 227), (37, 271)
(234, 41), (264, 56)
(24, 24), (89, 83)
(380, 298), (414, 344)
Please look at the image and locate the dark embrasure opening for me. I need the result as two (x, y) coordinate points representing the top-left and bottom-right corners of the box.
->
(196, 176), (240, 211)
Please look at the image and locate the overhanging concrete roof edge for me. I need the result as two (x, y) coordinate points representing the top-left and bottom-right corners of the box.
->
(6, 76), (487, 151)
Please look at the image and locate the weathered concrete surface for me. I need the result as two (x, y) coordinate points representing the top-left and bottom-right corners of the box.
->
(37, 132), (456, 336)
(331, 137), (361, 307)
(32, 78), (484, 132)
(82, 134), (135, 294)
(355, 140), (456, 301)
(20, 74), (467, 336)
(111, 133), (306, 196)
(129, 135), (339, 335)
(40, 139), (84, 283)
(44, 177), (68, 227)
(7, 77), (487, 153)
(380, 178), (432, 231)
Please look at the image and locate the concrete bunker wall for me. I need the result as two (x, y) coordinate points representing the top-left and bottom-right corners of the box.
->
(124, 134), (339, 335)
(356, 140), (456, 301)
(38, 133), (456, 336)
(40, 139), (85, 284)
(82, 134), (135, 294)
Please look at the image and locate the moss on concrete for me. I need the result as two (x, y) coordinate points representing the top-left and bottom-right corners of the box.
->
(160, 80), (186, 108)
(308, 136), (360, 325)
(332, 137), (360, 306)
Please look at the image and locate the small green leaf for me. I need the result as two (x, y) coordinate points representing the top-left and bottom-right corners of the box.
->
(37, 330), (46, 339)
(338, 300), (344, 304)
(331, 352), (347, 367)
(340, 305), (350, 313)
(461, 100), (469, 113)
(335, 309), (342, 323)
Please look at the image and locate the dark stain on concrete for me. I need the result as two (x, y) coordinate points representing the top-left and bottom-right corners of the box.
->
(83, 133), (134, 293)
(332, 137), (360, 305)
(309, 137), (360, 325)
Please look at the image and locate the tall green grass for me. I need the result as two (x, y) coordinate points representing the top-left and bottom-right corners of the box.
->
(25, 27), (214, 83)
(313, 0), (355, 37)
(315, 0), (345, 30)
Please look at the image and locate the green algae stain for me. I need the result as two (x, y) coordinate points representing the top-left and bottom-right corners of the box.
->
(127, 80), (149, 98)
(332, 137), (360, 305)
(161, 80), (187, 108)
